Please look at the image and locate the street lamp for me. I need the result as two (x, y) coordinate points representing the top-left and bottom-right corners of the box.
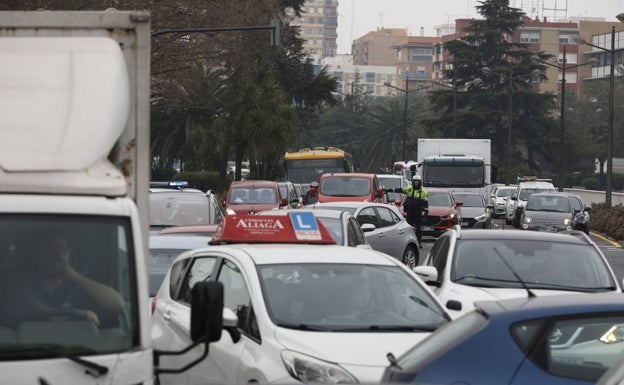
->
(575, 13), (624, 206)
(532, 48), (598, 191)
(481, 67), (542, 185)
(383, 79), (421, 161)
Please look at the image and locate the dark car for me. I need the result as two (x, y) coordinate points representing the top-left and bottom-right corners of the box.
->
(520, 192), (577, 232)
(452, 192), (493, 229)
(565, 193), (591, 234)
(422, 188), (462, 238)
(381, 293), (624, 385)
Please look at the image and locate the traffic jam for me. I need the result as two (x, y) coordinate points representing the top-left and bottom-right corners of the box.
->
(149, 166), (624, 385)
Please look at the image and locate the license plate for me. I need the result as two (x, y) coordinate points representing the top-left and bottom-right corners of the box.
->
(421, 226), (433, 231)
(461, 221), (469, 227)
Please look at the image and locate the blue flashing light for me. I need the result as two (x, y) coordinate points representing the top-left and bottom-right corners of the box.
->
(168, 181), (189, 188)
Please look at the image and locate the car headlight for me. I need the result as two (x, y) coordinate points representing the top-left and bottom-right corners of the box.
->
(523, 217), (532, 223)
(281, 350), (358, 383)
(441, 213), (456, 220)
(563, 218), (571, 225)
(600, 325), (624, 344)
(474, 213), (487, 221)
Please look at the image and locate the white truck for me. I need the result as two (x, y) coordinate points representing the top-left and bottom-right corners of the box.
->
(416, 138), (492, 197)
(0, 10), (227, 384)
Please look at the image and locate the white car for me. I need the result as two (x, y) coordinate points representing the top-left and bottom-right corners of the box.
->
(489, 184), (516, 218)
(414, 226), (622, 319)
(151, 212), (451, 385)
(506, 178), (556, 227)
(148, 233), (213, 300)
(312, 202), (420, 267)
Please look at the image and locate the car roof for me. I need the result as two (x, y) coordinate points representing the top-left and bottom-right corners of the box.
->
(452, 228), (591, 245)
(158, 224), (219, 235)
(426, 188), (452, 193)
(149, 188), (207, 194)
(526, 192), (568, 198)
(320, 173), (375, 178)
(518, 181), (554, 188)
(181, 243), (396, 266)
(230, 180), (278, 188)
(477, 292), (624, 318)
(149, 234), (213, 249)
(258, 208), (347, 220)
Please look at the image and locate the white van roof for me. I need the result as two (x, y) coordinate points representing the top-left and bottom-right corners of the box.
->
(0, 37), (130, 195)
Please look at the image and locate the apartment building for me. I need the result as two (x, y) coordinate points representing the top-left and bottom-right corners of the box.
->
(352, 28), (408, 66)
(321, 54), (399, 98)
(287, 0), (338, 65)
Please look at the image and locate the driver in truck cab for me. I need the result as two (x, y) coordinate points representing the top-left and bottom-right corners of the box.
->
(0, 228), (125, 329)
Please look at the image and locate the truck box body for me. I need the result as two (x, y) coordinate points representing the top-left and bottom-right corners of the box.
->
(0, 11), (153, 384)
(417, 138), (492, 196)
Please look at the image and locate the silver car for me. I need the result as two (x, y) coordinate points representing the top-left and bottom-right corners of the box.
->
(313, 202), (420, 268)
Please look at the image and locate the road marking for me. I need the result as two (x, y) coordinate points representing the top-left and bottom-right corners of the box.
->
(590, 231), (622, 248)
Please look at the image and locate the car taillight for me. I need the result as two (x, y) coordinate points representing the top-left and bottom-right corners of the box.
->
(151, 293), (158, 314)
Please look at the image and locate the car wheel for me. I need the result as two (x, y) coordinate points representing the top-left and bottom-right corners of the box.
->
(402, 245), (418, 269)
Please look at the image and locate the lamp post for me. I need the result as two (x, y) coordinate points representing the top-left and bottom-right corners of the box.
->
(383, 79), (421, 161)
(575, 14), (624, 206)
(532, 48), (598, 191)
(481, 67), (542, 185)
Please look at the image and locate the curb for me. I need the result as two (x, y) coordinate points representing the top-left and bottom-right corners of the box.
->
(590, 231), (623, 248)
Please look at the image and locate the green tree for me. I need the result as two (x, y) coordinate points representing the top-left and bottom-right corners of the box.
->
(426, 0), (556, 183)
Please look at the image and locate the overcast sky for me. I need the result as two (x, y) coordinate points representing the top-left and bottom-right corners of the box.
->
(337, 0), (624, 54)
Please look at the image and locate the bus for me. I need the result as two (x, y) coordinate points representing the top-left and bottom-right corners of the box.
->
(283, 147), (353, 184)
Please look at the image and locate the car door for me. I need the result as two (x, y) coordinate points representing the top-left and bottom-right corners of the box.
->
(373, 205), (410, 258)
(152, 255), (218, 385)
(188, 257), (258, 385)
(346, 216), (368, 247)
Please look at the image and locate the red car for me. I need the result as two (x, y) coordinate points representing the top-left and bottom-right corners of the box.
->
(317, 173), (383, 204)
(421, 188), (463, 238)
(225, 180), (288, 215)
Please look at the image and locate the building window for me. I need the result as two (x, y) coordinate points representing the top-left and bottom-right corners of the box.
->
(559, 33), (578, 44)
(408, 47), (433, 62)
(558, 52), (578, 64)
(365, 72), (375, 83)
(520, 31), (541, 43)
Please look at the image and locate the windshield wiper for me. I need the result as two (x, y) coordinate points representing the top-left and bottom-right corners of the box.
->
(274, 321), (331, 331)
(335, 325), (438, 332)
(0, 344), (108, 377)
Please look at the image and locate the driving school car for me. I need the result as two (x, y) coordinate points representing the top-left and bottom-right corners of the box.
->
(152, 212), (451, 384)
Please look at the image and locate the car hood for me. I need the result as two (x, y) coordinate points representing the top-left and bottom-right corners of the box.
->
(443, 284), (590, 318)
(226, 203), (279, 214)
(524, 211), (573, 220)
(460, 207), (487, 217)
(428, 206), (455, 216)
(274, 327), (428, 366)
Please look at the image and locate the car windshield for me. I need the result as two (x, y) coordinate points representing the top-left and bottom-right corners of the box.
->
(526, 196), (571, 212)
(453, 194), (483, 207)
(497, 188), (514, 198)
(150, 192), (216, 226)
(258, 264), (448, 331)
(519, 188), (553, 201)
(229, 187), (277, 205)
(320, 177), (371, 197)
(450, 240), (616, 291)
(0, 215), (136, 357)
(428, 193), (452, 206)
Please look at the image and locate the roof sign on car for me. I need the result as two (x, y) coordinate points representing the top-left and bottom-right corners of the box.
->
(210, 212), (336, 245)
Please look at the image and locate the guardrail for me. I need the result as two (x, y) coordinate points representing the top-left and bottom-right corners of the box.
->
(563, 188), (624, 206)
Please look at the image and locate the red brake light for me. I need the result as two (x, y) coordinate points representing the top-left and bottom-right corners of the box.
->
(151, 293), (158, 314)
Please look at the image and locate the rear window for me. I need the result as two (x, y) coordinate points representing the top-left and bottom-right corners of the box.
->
(320, 176), (371, 197)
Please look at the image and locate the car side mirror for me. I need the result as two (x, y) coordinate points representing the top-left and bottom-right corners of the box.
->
(361, 223), (376, 232)
(455, 201), (463, 207)
(280, 198), (288, 207)
(413, 265), (438, 283)
(190, 281), (224, 343)
(584, 206), (592, 212)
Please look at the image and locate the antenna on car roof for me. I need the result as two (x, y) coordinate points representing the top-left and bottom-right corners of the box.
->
(491, 247), (536, 298)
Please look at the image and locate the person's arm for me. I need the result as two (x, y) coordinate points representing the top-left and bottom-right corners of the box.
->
(66, 266), (125, 315)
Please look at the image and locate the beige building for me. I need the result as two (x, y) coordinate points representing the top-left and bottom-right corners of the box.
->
(321, 55), (399, 97)
(386, 36), (440, 92)
(352, 28), (408, 66)
(287, 0), (338, 64)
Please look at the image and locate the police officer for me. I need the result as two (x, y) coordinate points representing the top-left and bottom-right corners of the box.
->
(398, 175), (428, 248)
(304, 181), (319, 205)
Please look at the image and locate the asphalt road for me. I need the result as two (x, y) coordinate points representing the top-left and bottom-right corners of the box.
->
(418, 218), (624, 285)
